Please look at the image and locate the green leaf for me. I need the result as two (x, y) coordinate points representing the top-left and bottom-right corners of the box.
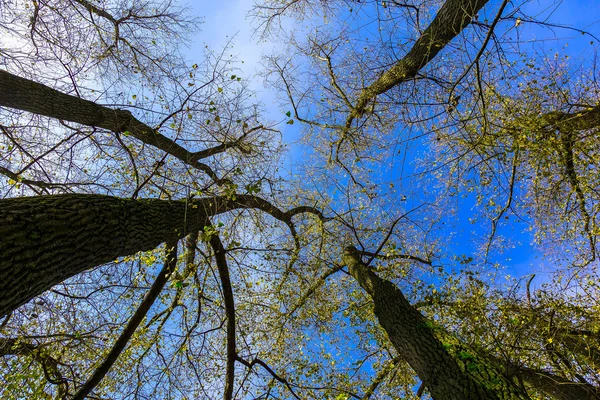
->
(286, 119), (294, 125)
(285, 111), (291, 117)
(245, 183), (261, 194)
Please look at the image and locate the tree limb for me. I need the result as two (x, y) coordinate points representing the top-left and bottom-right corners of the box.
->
(0, 337), (68, 397)
(72, 240), (179, 400)
(208, 226), (236, 400)
(347, 0), (489, 124)
(0, 69), (233, 184)
(0, 193), (326, 317)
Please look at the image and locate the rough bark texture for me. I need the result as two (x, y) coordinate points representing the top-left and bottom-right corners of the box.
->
(349, 0), (489, 121)
(343, 246), (529, 400)
(0, 193), (298, 317)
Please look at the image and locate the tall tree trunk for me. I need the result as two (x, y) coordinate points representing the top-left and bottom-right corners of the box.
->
(0, 193), (299, 317)
(343, 246), (529, 400)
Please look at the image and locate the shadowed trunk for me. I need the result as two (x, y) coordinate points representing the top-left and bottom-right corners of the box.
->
(0, 193), (296, 317)
(343, 246), (529, 400)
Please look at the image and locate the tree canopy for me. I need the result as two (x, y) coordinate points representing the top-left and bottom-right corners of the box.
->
(0, 0), (599, 399)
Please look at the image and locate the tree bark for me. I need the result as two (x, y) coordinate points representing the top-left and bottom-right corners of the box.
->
(349, 0), (489, 121)
(0, 69), (224, 182)
(343, 246), (529, 400)
(0, 193), (307, 317)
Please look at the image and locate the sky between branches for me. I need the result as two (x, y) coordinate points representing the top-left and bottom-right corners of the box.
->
(187, 0), (599, 286)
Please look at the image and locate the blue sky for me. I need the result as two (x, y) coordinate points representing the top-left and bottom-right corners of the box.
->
(176, 1), (600, 303)
(183, 0), (599, 284)
(187, 1), (280, 105)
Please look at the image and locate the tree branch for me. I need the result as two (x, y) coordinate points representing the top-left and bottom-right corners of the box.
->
(517, 366), (600, 400)
(208, 227), (236, 400)
(72, 240), (179, 400)
(347, 0), (489, 124)
(0, 69), (228, 184)
(236, 355), (301, 400)
(0, 337), (68, 397)
(361, 355), (403, 399)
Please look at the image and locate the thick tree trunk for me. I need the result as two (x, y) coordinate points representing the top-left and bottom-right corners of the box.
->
(343, 246), (529, 400)
(0, 193), (294, 317)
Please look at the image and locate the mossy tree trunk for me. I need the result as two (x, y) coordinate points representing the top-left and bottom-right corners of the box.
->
(343, 246), (530, 400)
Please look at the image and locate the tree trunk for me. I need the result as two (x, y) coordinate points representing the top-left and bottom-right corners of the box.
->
(0, 193), (293, 317)
(343, 246), (529, 400)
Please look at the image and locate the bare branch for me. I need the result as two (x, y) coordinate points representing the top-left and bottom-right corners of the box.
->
(236, 355), (301, 400)
(208, 227), (236, 400)
(361, 356), (403, 399)
(0, 337), (68, 397)
(0, 70), (226, 184)
(72, 240), (179, 400)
